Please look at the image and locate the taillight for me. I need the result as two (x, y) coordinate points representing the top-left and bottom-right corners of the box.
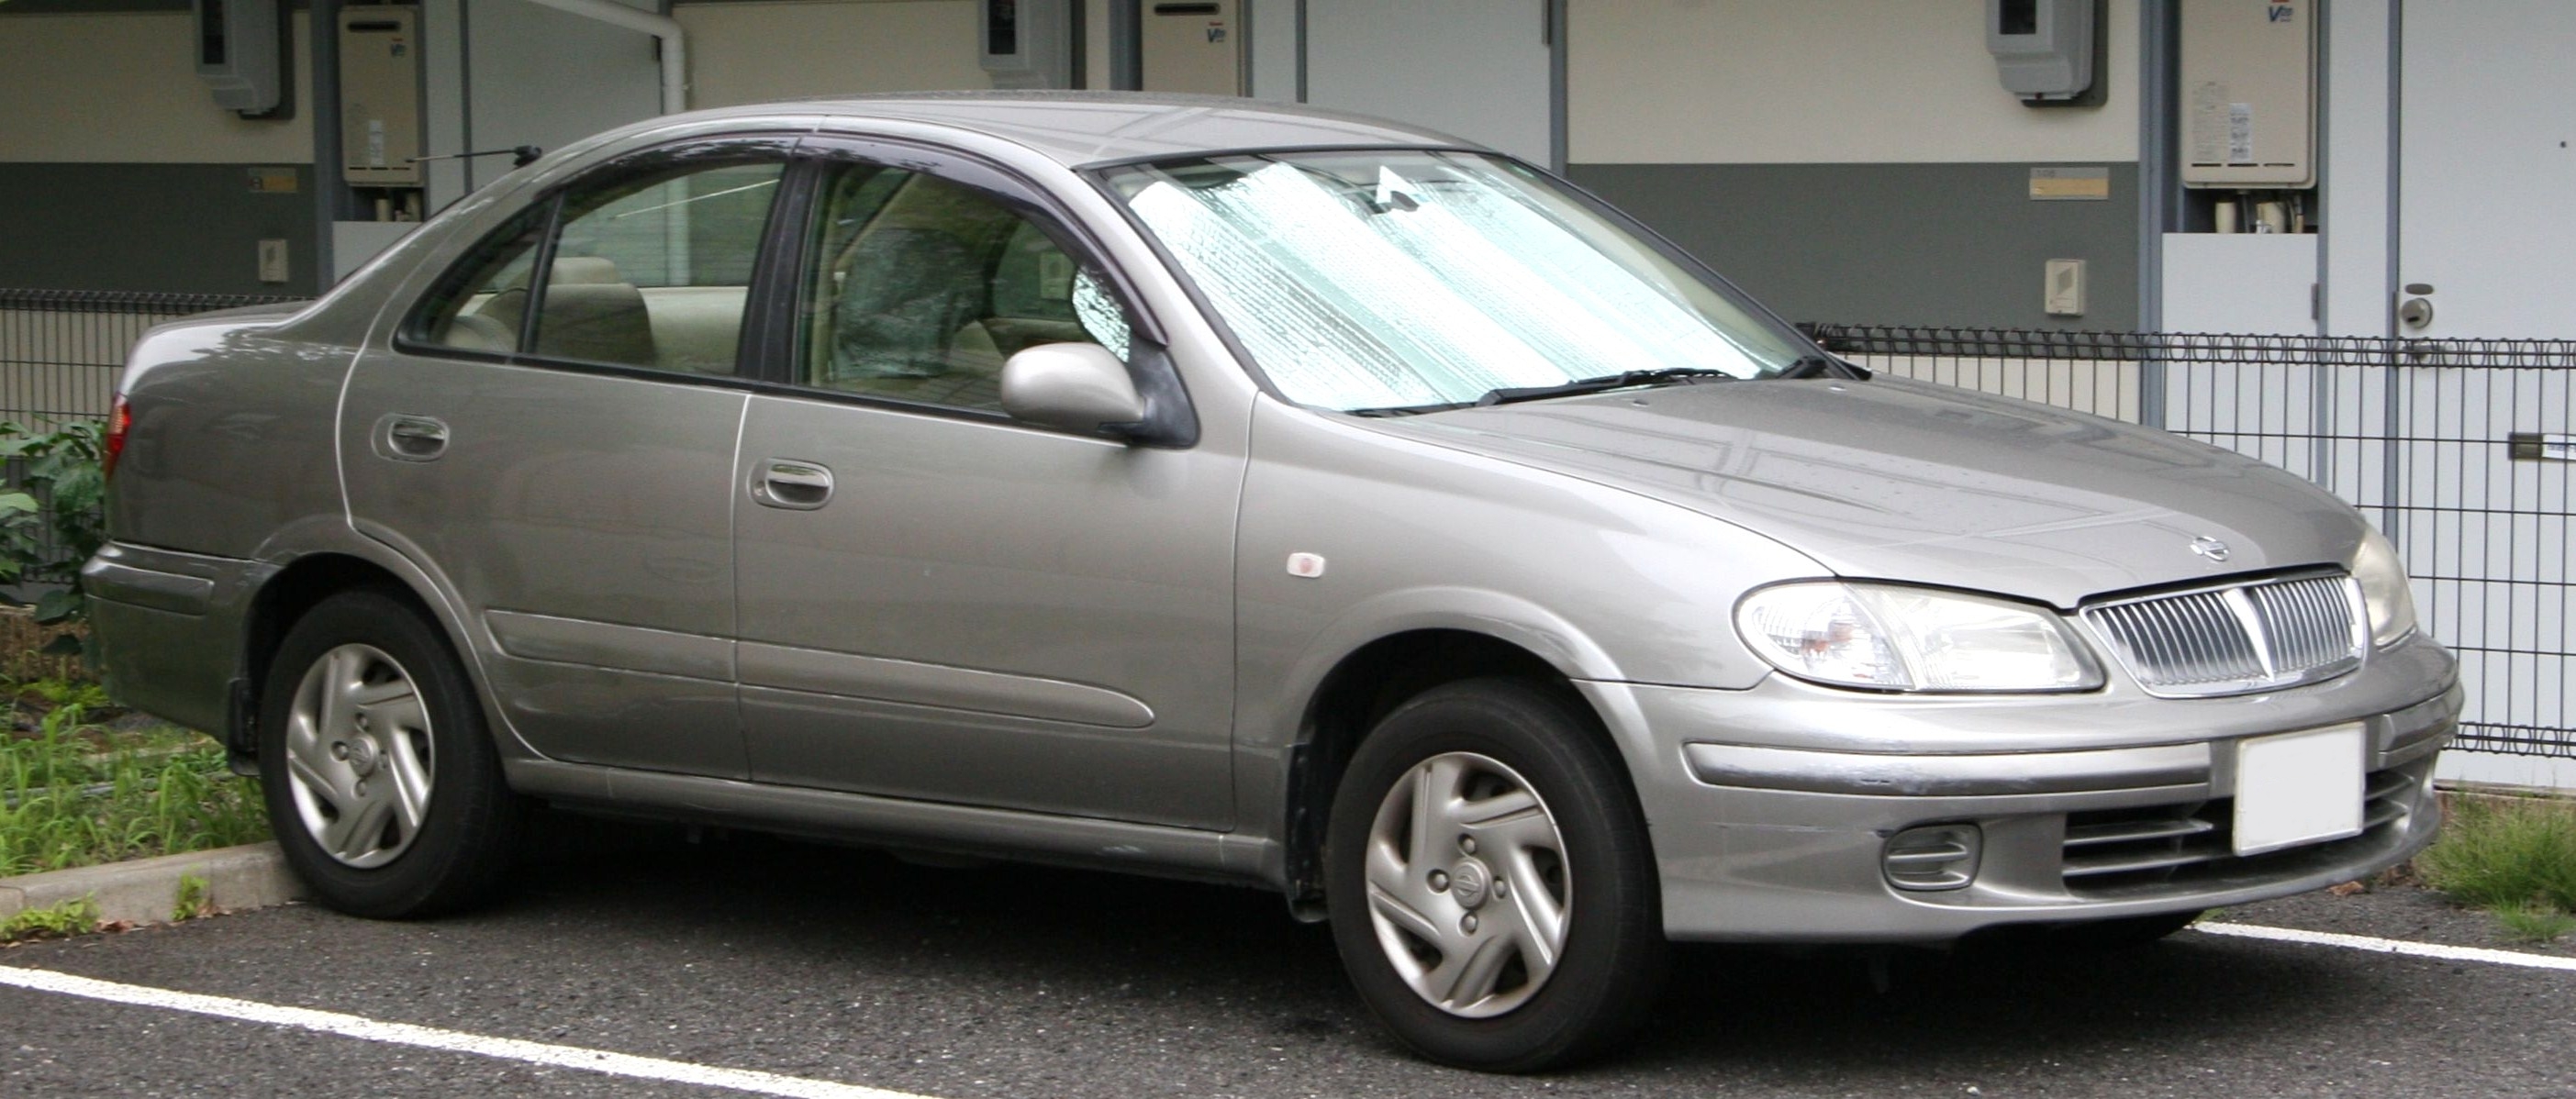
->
(103, 395), (131, 479)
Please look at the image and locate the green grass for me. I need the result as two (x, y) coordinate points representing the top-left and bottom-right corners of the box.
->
(1, 704), (269, 879)
(2416, 794), (2576, 942)
(2492, 902), (2576, 944)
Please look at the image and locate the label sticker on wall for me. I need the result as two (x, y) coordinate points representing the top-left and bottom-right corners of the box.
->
(2227, 104), (2256, 163)
(2028, 167), (2110, 201)
(1285, 552), (1327, 579)
(2187, 81), (2230, 164)
(246, 167), (300, 194)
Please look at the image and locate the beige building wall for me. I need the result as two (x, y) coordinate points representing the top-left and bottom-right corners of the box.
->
(0, 11), (314, 164)
(1570, 0), (2138, 164)
(675, 0), (994, 107)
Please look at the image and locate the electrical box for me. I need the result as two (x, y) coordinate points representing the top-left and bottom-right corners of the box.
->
(1986, 0), (2094, 104)
(1140, 1), (1242, 97)
(193, 0), (283, 116)
(2180, 0), (2316, 188)
(340, 6), (424, 188)
(980, 0), (1074, 91)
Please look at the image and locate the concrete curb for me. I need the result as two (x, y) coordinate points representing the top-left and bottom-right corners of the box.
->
(0, 842), (304, 928)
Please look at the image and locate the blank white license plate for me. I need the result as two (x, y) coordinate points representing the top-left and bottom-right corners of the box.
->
(2233, 724), (2366, 856)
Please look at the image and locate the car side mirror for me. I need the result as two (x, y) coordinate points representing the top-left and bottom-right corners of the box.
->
(1000, 342), (1148, 437)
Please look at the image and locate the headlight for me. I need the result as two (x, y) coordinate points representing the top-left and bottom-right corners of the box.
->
(2351, 527), (2418, 647)
(1736, 582), (2102, 693)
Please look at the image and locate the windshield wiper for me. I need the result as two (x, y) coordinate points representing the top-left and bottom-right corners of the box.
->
(1780, 353), (1868, 380)
(1470, 367), (1740, 407)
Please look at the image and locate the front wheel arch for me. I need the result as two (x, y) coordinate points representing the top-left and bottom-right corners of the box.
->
(1280, 630), (1655, 920)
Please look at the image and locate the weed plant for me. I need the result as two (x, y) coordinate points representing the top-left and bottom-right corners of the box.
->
(2415, 794), (2576, 942)
(0, 895), (98, 942)
(0, 705), (268, 877)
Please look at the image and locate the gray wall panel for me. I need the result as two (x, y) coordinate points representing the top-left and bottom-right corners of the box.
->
(0, 163), (319, 295)
(1567, 161), (2141, 331)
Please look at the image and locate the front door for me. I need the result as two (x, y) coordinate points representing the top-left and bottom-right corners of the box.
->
(342, 139), (792, 776)
(730, 148), (1242, 828)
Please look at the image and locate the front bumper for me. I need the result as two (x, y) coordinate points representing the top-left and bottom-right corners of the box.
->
(1585, 635), (2460, 943)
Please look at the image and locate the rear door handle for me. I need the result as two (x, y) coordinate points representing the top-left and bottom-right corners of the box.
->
(750, 459), (833, 510)
(372, 414), (451, 461)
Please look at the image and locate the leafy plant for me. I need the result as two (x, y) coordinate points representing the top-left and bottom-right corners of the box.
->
(0, 418), (107, 658)
(1, 895), (99, 943)
(23, 676), (110, 712)
(173, 872), (211, 923)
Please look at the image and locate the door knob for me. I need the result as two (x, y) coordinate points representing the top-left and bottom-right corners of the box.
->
(751, 459), (833, 510)
(372, 414), (451, 461)
(2396, 283), (2435, 329)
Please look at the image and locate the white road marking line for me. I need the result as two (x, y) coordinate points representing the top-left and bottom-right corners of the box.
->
(2194, 921), (2576, 971)
(0, 964), (941, 1099)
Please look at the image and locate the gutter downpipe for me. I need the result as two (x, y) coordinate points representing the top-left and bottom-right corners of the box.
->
(521, 0), (688, 114)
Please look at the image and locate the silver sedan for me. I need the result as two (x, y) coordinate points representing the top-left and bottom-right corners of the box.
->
(86, 93), (2454, 1071)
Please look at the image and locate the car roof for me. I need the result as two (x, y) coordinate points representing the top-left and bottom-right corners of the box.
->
(785, 91), (1481, 167)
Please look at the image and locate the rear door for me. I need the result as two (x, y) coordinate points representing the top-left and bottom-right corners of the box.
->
(728, 140), (1243, 828)
(342, 136), (795, 777)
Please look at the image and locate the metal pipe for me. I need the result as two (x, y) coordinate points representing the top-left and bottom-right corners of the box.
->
(521, 0), (687, 114)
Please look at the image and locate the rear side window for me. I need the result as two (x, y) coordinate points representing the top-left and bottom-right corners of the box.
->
(408, 159), (786, 376)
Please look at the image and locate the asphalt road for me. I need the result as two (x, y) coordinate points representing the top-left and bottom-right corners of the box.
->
(6, 815), (2574, 1099)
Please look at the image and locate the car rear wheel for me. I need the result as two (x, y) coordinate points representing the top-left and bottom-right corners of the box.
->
(260, 588), (524, 918)
(1325, 679), (1665, 1071)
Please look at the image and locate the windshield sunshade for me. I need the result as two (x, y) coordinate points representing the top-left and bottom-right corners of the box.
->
(1103, 150), (1815, 412)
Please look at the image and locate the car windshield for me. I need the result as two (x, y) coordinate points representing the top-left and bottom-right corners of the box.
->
(1099, 150), (1817, 412)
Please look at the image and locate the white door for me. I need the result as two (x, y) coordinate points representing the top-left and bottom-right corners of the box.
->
(2397, 1), (2576, 785)
(2398, 3), (2576, 340)
(1303, 0), (1556, 166)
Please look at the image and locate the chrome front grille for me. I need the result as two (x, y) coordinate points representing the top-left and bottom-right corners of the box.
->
(2081, 572), (2364, 697)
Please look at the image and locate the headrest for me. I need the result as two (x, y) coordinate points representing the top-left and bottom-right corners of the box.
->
(551, 256), (626, 285)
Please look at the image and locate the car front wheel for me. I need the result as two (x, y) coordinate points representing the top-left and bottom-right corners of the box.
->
(259, 588), (524, 918)
(1324, 678), (1666, 1071)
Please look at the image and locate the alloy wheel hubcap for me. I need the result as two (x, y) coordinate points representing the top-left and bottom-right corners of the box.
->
(1363, 751), (1570, 1018)
(284, 643), (435, 868)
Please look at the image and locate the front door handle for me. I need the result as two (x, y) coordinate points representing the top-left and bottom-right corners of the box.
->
(373, 414), (451, 461)
(750, 459), (833, 510)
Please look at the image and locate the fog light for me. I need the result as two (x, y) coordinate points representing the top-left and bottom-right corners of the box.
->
(1883, 824), (1982, 891)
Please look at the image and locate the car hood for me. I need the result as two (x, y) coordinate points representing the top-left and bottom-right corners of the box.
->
(1360, 376), (2363, 608)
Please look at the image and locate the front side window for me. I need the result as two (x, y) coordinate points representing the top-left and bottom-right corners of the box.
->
(1100, 150), (1816, 412)
(411, 158), (785, 375)
(797, 162), (1132, 413)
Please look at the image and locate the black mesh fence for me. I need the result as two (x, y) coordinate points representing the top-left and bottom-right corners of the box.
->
(1809, 324), (2576, 760)
(0, 289), (311, 425)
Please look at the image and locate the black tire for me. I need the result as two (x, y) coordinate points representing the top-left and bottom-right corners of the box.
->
(258, 588), (525, 918)
(1324, 678), (1666, 1071)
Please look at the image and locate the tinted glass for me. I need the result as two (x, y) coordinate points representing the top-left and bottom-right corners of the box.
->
(410, 158), (783, 375)
(797, 162), (1131, 412)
